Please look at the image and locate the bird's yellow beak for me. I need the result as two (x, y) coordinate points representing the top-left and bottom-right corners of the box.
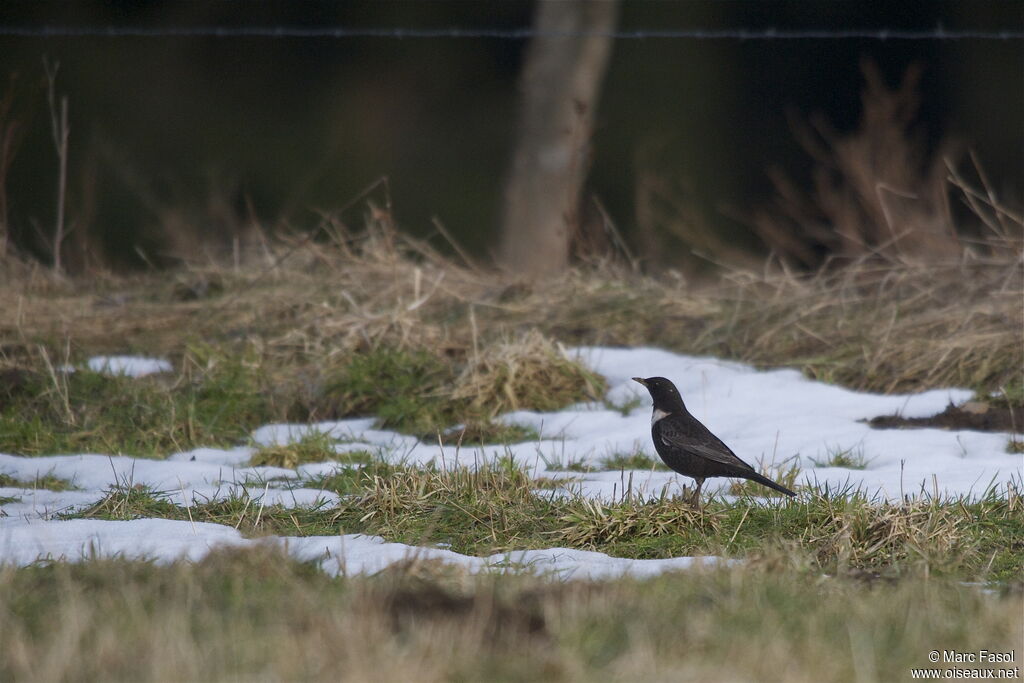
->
(631, 377), (647, 386)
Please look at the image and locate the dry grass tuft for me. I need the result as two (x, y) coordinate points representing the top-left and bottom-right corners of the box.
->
(557, 496), (716, 547)
(347, 459), (554, 552)
(728, 456), (803, 497)
(452, 330), (606, 417)
(810, 484), (1019, 577)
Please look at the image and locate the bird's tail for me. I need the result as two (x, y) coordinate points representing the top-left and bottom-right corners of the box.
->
(746, 471), (797, 497)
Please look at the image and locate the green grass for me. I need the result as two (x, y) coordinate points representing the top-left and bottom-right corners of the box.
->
(727, 456), (803, 498)
(988, 379), (1024, 410)
(73, 484), (185, 521)
(0, 337), (592, 459)
(543, 449), (668, 473)
(322, 343), (603, 438)
(0, 351), (273, 458)
(0, 550), (1019, 682)
(322, 348), (452, 434)
(0, 471), (78, 491)
(298, 460), (404, 497)
(530, 475), (583, 490)
(542, 456), (592, 473)
(438, 421), (540, 446)
(63, 461), (1024, 584)
(248, 432), (374, 468)
(809, 446), (873, 470)
(599, 449), (669, 471)
(603, 394), (644, 416)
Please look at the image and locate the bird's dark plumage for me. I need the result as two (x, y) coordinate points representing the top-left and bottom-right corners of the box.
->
(632, 376), (796, 507)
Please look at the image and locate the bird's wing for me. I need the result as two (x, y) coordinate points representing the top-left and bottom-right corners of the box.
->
(657, 417), (755, 471)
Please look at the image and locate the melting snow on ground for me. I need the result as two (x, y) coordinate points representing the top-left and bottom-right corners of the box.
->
(86, 355), (173, 377)
(2, 347), (1020, 576)
(0, 518), (731, 580)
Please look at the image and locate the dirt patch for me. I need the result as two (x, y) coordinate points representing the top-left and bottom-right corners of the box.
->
(866, 402), (1020, 433)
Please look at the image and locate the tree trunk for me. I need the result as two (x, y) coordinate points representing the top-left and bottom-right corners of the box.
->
(498, 0), (619, 278)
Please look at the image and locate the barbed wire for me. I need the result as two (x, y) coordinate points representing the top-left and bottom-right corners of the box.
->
(0, 25), (1021, 40)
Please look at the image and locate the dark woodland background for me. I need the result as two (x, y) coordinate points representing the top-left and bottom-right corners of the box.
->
(0, 0), (1020, 272)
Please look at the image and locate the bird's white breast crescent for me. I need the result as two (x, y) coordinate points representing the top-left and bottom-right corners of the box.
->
(651, 408), (670, 425)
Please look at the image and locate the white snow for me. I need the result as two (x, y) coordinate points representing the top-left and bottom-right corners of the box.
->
(0, 517), (732, 579)
(0, 452), (338, 517)
(0, 518), (249, 565)
(86, 355), (173, 377)
(2, 346), (1020, 577)
(277, 535), (732, 579)
(0, 488), (107, 521)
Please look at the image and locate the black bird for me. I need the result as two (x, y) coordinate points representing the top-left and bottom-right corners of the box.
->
(632, 376), (796, 507)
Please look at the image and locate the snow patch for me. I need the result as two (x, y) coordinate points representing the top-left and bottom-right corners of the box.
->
(87, 355), (172, 377)
(0, 518), (732, 579)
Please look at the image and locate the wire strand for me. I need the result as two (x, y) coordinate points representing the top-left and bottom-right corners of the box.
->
(0, 25), (1021, 40)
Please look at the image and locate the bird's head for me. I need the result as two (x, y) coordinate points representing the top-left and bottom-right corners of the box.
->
(632, 376), (687, 412)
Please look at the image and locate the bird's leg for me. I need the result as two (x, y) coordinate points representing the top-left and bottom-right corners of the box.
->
(689, 478), (705, 509)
